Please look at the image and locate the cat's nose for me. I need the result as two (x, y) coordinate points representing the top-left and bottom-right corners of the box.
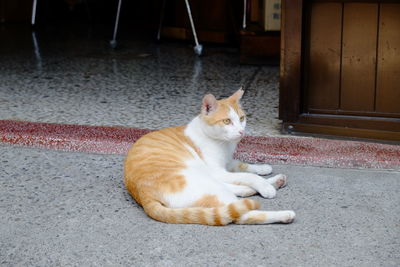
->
(239, 130), (245, 137)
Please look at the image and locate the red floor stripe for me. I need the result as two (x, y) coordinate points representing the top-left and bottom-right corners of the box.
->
(1, 120), (399, 169)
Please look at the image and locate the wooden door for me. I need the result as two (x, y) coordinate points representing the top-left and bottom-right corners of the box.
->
(280, 0), (400, 141)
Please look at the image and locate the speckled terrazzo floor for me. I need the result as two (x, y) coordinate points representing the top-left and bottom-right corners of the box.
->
(0, 25), (281, 136)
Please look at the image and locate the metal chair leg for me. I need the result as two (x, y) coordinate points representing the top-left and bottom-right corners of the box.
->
(243, 0), (247, 29)
(157, 0), (167, 41)
(31, 31), (42, 69)
(32, 0), (38, 25)
(184, 0), (203, 56)
(110, 0), (123, 48)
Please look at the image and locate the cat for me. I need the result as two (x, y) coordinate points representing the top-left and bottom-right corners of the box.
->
(124, 88), (295, 225)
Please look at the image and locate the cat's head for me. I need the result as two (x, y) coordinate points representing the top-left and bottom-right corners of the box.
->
(199, 88), (246, 142)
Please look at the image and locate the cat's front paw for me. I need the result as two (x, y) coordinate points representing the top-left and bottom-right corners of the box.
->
(251, 164), (273, 176)
(238, 187), (257, 197)
(257, 182), (276, 199)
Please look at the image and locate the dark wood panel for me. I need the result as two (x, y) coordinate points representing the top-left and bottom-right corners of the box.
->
(197, 0), (228, 31)
(240, 34), (280, 64)
(289, 113), (400, 141)
(376, 3), (400, 114)
(341, 3), (378, 112)
(298, 114), (400, 132)
(308, 108), (400, 119)
(307, 2), (342, 110)
(279, 0), (303, 122)
(284, 122), (400, 142)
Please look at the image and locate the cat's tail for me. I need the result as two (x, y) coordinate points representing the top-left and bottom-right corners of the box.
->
(142, 199), (260, 226)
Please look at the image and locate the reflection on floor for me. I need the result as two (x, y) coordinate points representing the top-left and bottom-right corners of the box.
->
(0, 24), (281, 136)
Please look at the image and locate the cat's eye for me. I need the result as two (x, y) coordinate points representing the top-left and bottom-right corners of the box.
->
(240, 116), (245, 122)
(222, 119), (231, 125)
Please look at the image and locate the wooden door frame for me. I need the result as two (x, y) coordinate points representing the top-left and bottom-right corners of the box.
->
(279, 0), (303, 124)
(279, 0), (400, 141)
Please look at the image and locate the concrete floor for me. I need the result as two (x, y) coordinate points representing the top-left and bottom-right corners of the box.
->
(0, 25), (281, 136)
(1, 24), (400, 266)
(1, 145), (399, 266)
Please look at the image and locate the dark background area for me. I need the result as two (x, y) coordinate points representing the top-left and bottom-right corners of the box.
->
(1, 0), (281, 64)
(1, 0), (244, 42)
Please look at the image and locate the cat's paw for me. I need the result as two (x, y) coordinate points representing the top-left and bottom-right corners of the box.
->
(280, 210), (296, 224)
(267, 174), (287, 189)
(257, 182), (276, 199)
(239, 187), (257, 197)
(231, 185), (257, 197)
(251, 164), (273, 176)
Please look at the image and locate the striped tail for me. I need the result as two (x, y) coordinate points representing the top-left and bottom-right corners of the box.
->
(142, 199), (260, 226)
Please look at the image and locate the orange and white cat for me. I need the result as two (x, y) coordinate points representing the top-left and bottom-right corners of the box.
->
(124, 88), (295, 225)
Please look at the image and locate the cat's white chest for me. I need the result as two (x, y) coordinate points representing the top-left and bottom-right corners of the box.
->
(200, 141), (235, 169)
(184, 117), (237, 169)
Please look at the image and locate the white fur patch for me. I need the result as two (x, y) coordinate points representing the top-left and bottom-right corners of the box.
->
(163, 158), (238, 208)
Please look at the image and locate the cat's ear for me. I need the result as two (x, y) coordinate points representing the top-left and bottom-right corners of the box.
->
(229, 87), (244, 103)
(201, 94), (218, 115)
